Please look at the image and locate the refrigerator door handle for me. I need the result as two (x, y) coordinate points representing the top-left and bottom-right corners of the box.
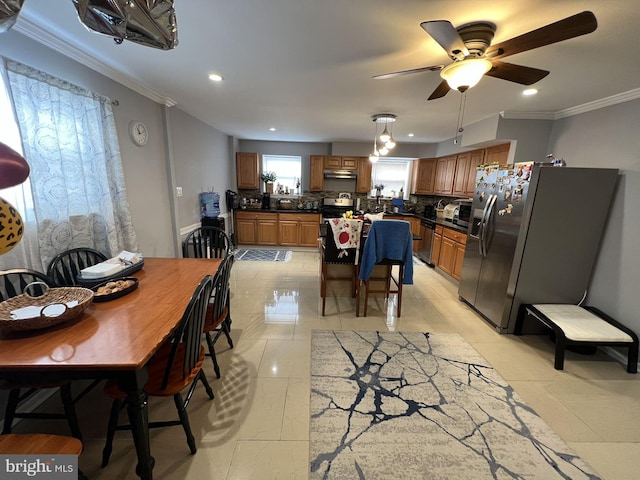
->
(477, 194), (493, 256)
(481, 194), (497, 256)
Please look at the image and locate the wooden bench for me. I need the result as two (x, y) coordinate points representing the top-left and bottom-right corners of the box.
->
(516, 304), (639, 373)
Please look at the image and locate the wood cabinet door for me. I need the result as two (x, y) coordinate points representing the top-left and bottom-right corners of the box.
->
(340, 156), (358, 171)
(278, 221), (298, 246)
(257, 219), (278, 245)
(439, 237), (456, 275)
(236, 152), (260, 189)
(324, 156), (342, 170)
(465, 150), (485, 196)
(356, 157), (372, 193)
(432, 231), (442, 266)
(452, 242), (466, 280)
(300, 219), (321, 247)
(412, 158), (436, 194)
(310, 155), (324, 191)
(452, 153), (470, 196)
(485, 143), (510, 166)
(434, 155), (456, 195)
(235, 218), (256, 244)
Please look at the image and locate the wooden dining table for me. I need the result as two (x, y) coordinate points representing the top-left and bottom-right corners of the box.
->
(0, 256), (222, 480)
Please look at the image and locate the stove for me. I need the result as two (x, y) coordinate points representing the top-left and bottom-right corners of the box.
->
(321, 198), (354, 221)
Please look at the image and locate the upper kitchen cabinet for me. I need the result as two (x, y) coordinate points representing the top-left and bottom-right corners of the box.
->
(452, 149), (484, 198)
(485, 143), (510, 166)
(324, 156), (358, 171)
(310, 155), (324, 191)
(236, 152), (260, 189)
(356, 157), (372, 193)
(434, 155), (457, 195)
(411, 158), (437, 195)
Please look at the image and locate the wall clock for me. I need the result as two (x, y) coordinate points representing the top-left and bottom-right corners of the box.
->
(129, 120), (148, 146)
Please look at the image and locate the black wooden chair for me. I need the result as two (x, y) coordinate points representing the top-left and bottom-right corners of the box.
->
(182, 226), (231, 259)
(0, 269), (82, 439)
(320, 220), (364, 316)
(203, 254), (235, 378)
(101, 275), (216, 466)
(46, 247), (108, 286)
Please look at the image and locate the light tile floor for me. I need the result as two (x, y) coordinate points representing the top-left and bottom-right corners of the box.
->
(16, 249), (640, 479)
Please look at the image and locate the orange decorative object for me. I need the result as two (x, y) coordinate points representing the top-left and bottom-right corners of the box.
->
(0, 196), (24, 254)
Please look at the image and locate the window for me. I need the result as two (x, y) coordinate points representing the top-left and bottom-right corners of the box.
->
(371, 158), (413, 199)
(262, 154), (301, 195)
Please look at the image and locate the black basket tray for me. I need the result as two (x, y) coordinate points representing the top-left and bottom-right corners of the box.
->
(91, 277), (139, 302)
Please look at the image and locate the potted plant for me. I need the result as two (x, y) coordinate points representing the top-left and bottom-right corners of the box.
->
(261, 171), (277, 193)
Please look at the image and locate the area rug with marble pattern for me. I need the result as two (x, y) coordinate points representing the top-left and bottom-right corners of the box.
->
(310, 330), (600, 480)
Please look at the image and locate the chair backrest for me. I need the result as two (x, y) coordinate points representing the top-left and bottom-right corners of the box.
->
(46, 247), (108, 286)
(161, 275), (215, 390)
(0, 269), (55, 301)
(359, 219), (414, 283)
(205, 254), (235, 330)
(322, 220), (364, 265)
(182, 226), (230, 259)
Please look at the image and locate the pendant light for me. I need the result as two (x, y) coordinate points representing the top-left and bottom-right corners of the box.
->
(369, 119), (380, 163)
(371, 113), (397, 160)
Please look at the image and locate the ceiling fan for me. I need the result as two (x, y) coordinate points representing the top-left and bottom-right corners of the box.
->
(373, 11), (597, 100)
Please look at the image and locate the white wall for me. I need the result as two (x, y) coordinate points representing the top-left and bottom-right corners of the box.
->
(547, 99), (640, 333)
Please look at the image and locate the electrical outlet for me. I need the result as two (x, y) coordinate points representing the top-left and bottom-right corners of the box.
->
(176, 186), (183, 197)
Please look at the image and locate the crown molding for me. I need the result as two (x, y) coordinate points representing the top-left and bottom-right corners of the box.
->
(13, 15), (178, 107)
(500, 111), (556, 120)
(554, 88), (640, 119)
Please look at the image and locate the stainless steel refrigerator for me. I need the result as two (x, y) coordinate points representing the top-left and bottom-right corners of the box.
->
(458, 163), (618, 333)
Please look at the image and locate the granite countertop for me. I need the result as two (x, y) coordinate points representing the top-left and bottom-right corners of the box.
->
(238, 208), (321, 214)
(434, 218), (469, 234)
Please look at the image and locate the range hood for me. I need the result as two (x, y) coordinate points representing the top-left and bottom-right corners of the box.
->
(324, 169), (357, 179)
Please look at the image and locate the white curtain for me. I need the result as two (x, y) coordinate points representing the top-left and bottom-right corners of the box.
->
(1, 58), (138, 271)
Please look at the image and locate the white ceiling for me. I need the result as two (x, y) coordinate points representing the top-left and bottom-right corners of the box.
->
(14, 0), (640, 145)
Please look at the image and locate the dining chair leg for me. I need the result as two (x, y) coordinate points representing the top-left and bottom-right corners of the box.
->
(355, 279), (361, 317)
(364, 280), (370, 317)
(60, 384), (82, 440)
(385, 265), (392, 300)
(321, 262), (327, 316)
(173, 392), (197, 455)
(205, 331), (221, 378)
(101, 398), (123, 467)
(2, 388), (21, 434)
(397, 264), (404, 317)
(198, 370), (215, 400)
(222, 320), (234, 348)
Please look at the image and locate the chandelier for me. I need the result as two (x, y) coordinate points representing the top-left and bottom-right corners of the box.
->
(369, 114), (397, 163)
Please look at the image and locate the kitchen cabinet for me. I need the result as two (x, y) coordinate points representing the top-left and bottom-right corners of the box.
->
(310, 155), (324, 191)
(453, 149), (485, 198)
(236, 152), (260, 190)
(437, 226), (467, 280)
(324, 156), (358, 171)
(411, 158), (437, 195)
(485, 143), (510, 166)
(356, 157), (372, 193)
(409, 217), (422, 253)
(434, 155), (457, 195)
(279, 213), (321, 247)
(235, 211), (278, 245)
(433, 225), (443, 266)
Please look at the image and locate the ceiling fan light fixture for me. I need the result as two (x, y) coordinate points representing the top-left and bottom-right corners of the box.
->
(440, 58), (492, 91)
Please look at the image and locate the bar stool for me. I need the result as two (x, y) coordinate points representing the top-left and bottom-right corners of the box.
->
(357, 220), (413, 317)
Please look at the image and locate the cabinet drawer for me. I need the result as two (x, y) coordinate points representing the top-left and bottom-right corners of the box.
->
(435, 224), (444, 234)
(278, 213), (320, 222)
(236, 211), (278, 221)
(443, 227), (467, 245)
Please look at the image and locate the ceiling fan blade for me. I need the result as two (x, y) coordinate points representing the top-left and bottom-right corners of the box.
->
(485, 61), (549, 85)
(373, 65), (443, 80)
(421, 20), (469, 60)
(486, 11), (597, 60)
(428, 80), (451, 100)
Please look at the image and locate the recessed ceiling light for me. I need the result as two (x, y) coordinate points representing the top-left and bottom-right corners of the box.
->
(523, 88), (537, 96)
(408, 133), (415, 137)
(269, 127), (277, 132)
(208, 73), (223, 82)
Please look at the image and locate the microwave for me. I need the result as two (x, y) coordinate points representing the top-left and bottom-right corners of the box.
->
(454, 201), (472, 228)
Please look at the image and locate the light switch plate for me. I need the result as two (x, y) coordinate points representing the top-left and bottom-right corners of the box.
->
(176, 186), (183, 197)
